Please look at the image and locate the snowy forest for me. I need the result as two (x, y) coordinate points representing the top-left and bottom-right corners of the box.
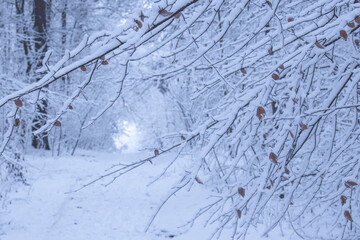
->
(0, 0), (360, 239)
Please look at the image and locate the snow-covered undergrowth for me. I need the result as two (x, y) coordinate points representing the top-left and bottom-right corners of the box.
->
(1, 151), (300, 240)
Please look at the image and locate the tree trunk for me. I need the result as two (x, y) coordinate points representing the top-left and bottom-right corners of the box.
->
(32, 0), (50, 150)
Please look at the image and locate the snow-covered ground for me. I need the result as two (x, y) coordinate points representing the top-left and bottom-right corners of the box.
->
(1, 151), (301, 240)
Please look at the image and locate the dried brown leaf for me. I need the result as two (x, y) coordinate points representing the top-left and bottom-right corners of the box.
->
(340, 30), (348, 40)
(345, 181), (357, 188)
(355, 40), (360, 47)
(256, 106), (266, 120)
(287, 17), (294, 22)
(341, 196), (347, 206)
(226, 127), (232, 134)
(54, 120), (62, 127)
(240, 68), (247, 74)
(266, 1), (272, 8)
(68, 105), (73, 110)
(174, 12), (181, 19)
(154, 149), (160, 156)
(347, 22), (355, 28)
(100, 55), (105, 60)
(195, 176), (203, 184)
(238, 187), (245, 197)
(263, 133), (267, 140)
(315, 41), (324, 49)
(344, 210), (353, 222)
(269, 152), (278, 164)
(159, 9), (173, 17)
(272, 73), (279, 80)
(15, 99), (23, 107)
(135, 19), (142, 28)
(279, 64), (285, 70)
(140, 12), (145, 22)
(102, 61), (109, 65)
(14, 118), (20, 127)
(236, 209), (242, 218)
(355, 16), (360, 24)
(299, 123), (308, 130)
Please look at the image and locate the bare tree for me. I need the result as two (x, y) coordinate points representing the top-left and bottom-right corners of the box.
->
(32, 0), (50, 149)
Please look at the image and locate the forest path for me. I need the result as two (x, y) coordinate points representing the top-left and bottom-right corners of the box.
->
(1, 151), (298, 240)
(1, 151), (208, 240)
